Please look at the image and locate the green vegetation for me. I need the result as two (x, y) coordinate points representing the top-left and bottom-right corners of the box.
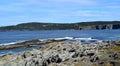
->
(0, 21), (120, 31)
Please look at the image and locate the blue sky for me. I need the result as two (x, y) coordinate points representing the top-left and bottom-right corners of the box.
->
(0, 0), (120, 26)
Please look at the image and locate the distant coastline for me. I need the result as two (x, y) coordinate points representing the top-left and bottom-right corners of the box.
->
(0, 21), (120, 31)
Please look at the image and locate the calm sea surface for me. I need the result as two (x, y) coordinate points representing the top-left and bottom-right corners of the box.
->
(0, 30), (120, 44)
(0, 30), (120, 55)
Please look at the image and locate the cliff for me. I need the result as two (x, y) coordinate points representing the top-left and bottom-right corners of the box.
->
(0, 21), (120, 31)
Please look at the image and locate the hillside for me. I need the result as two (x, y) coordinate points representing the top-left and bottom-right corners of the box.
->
(0, 21), (120, 31)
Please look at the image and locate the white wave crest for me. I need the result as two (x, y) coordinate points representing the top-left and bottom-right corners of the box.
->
(54, 37), (74, 40)
(0, 40), (26, 46)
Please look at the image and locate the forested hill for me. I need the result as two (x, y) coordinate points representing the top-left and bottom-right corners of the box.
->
(0, 21), (120, 31)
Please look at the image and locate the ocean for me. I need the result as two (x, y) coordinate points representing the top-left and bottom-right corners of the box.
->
(0, 30), (120, 56)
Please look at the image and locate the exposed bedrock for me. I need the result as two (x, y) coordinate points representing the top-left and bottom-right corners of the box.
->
(0, 39), (66, 50)
(0, 41), (120, 66)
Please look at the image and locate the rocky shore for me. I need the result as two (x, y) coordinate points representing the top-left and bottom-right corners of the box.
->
(0, 40), (120, 66)
(0, 39), (67, 50)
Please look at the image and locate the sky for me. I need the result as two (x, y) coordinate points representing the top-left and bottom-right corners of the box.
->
(0, 0), (120, 26)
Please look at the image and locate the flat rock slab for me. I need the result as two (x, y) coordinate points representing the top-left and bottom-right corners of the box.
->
(0, 39), (66, 50)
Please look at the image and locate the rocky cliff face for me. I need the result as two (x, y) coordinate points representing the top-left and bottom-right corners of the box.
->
(78, 24), (120, 30)
(95, 24), (120, 30)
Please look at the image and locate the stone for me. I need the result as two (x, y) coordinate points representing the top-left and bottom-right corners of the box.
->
(87, 52), (95, 57)
(71, 52), (79, 58)
(0, 40), (118, 66)
(68, 48), (76, 52)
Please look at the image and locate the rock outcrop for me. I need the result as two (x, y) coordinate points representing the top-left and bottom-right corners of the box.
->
(0, 39), (66, 50)
(0, 41), (120, 66)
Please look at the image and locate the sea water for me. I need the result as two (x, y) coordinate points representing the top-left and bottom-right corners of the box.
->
(0, 30), (120, 56)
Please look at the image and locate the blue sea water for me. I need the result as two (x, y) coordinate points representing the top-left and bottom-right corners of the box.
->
(0, 30), (120, 56)
(0, 30), (120, 44)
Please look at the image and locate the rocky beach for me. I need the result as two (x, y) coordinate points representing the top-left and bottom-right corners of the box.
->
(0, 0), (120, 66)
(0, 38), (120, 66)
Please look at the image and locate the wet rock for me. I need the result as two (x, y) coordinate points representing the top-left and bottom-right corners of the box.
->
(109, 53), (119, 59)
(42, 60), (48, 66)
(0, 39), (66, 50)
(63, 48), (66, 51)
(99, 61), (104, 65)
(46, 58), (51, 64)
(54, 55), (62, 63)
(90, 55), (99, 62)
(113, 53), (118, 59)
(71, 52), (79, 58)
(79, 52), (85, 57)
(46, 55), (62, 65)
(87, 52), (95, 57)
(69, 48), (76, 52)
(110, 61), (116, 66)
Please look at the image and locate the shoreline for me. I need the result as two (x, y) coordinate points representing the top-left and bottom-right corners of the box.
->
(0, 39), (120, 66)
(0, 37), (101, 50)
(0, 39), (67, 50)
